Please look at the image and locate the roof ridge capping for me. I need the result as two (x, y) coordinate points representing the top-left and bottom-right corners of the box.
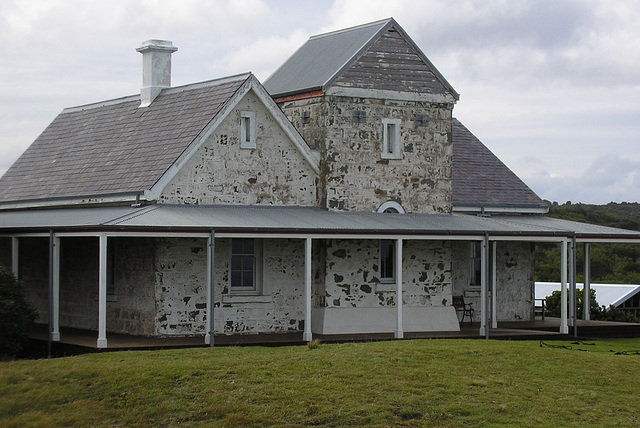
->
(309, 17), (394, 40)
(62, 73), (253, 114)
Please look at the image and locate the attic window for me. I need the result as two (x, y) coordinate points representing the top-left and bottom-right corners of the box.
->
(381, 118), (402, 159)
(353, 110), (366, 124)
(377, 201), (405, 214)
(416, 114), (429, 127)
(302, 111), (310, 124)
(240, 111), (256, 149)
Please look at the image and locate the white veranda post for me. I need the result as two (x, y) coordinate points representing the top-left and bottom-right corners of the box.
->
(395, 238), (403, 339)
(304, 237), (312, 342)
(97, 234), (108, 348)
(560, 239), (569, 334)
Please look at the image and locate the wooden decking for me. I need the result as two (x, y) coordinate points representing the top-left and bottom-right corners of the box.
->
(27, 317), (640, 357)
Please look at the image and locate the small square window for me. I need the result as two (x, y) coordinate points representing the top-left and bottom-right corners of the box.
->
(302, 111), (310, 124)
(416, 114), (429, 127)
(353, 110), (366, 123)
(240, 111), (256, 149)
(381, 118), (402, 159)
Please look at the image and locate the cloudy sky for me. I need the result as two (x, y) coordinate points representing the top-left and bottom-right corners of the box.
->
(1, 0), (639, 204)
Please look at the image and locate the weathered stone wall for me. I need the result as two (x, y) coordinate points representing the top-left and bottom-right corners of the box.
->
(320, 239), (452, 308)
(217, 238), (306, 334)
(0, 237), (11, 270)
(452, 240), (535, 322)
(160, 90), (317, 206)
(155, 237), (208, 335)
(59, 237), (99, 330)
(279, 95), (454, 213)
(19, 237), (48, 324)
(108, 238), (157, 335)
(154, 237), (307, 336)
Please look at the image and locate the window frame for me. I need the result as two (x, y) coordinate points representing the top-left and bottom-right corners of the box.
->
(240, 111), (256, 149)
(230, 238), (263, 294)
(381, 118), (402, 159)
(379, 239), (396, 283)
(469, 241), (482, 288)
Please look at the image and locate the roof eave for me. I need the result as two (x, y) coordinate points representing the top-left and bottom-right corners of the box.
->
(0, 192), (146, 211)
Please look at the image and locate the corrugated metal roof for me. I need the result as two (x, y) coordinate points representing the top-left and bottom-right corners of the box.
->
(452, 118), (546, 210)
(1, 205), (639, 239)
(0, 74), (250, 205)
(264, 19), (389, 97)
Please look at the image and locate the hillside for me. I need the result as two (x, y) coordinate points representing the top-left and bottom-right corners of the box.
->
(535, 202), (640, 284)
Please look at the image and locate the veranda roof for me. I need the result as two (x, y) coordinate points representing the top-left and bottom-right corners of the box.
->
(1, 205), (639, 241)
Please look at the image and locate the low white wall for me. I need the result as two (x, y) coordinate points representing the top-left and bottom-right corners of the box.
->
(312, 306), (460, 334)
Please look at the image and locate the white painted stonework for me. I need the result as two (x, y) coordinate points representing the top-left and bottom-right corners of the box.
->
(160, 90), (317, 206)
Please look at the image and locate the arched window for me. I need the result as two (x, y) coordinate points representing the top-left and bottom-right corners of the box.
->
(377, 201), (405, 214)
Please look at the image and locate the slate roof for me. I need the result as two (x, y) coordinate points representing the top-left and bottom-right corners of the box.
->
(0, 74), (250, 205)
(452, 118), (547, 211)
(264, 18), (458, 100)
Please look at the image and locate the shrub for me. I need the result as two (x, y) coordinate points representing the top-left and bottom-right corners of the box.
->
(545, 288), (638, 323)
(0, 265), (38, 356)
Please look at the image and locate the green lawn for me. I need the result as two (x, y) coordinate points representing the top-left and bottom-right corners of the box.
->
(2, 339), (640, 427)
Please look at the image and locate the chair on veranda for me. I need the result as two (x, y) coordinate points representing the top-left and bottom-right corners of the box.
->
(453, 295), (474, 323)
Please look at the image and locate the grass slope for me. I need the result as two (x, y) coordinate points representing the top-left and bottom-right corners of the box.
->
(2, 339), (640, 427)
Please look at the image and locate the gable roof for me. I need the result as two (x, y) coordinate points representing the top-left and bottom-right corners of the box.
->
(264, 18), (458, 101)
(0, 74), (320, 209)
(452, 118), (547, 213)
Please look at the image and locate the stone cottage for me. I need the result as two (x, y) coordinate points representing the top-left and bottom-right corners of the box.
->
(1, 19), (638, 348)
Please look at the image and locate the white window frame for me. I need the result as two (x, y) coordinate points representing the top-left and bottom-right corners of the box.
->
(240, 111), (256, 149)
(377, 201), (406, 214)
(230, 238), (263, 294)
(380, 239), (396, 283)
(381, 118), (402, 159)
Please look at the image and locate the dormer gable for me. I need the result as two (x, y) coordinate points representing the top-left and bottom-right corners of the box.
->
(265, 18), (458, 103)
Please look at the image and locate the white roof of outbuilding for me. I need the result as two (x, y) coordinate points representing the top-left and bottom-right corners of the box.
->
(536, 282), (640, 308)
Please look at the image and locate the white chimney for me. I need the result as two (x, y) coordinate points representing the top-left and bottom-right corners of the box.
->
(136, 40), (178, 107)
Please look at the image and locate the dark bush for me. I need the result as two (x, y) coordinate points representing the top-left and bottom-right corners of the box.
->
(0, 265), (38, 356)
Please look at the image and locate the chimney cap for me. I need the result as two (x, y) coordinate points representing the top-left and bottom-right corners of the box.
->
(136, 39), (178, 53)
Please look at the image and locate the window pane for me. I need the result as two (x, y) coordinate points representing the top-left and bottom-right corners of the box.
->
(232, 239), (244, 253)
(241, 255), (253, 270)
(231, 255), (242, 271)
(231, 271), (242, 288)
(243, 238), (254, 253)
(381, 240), (395, 280)
(242, 272), (254, 288)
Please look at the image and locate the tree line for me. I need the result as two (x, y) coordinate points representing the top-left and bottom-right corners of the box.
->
(535, 202), (640, 284)
(535, 202), (640, 321)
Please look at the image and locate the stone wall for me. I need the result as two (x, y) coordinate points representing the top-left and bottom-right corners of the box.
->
(59, 237), (99, 330)
(216, 238), (306, 334)
(155, 237), (208, 335)
(320, 239), (452, 308)
(279, 95), (454, 213)
(108, 237), (157, 335)
(19, 237), (48, 324)
(160, 90), (317, 206)
(153, 237), (307, 336)
(452, 240), (535, 322)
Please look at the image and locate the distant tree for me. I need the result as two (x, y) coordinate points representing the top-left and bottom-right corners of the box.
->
(545, 288), (601, 319)
(0, 265), (38, 356)
(536, 202), (640, 284)
(544, 288), (638, 323)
